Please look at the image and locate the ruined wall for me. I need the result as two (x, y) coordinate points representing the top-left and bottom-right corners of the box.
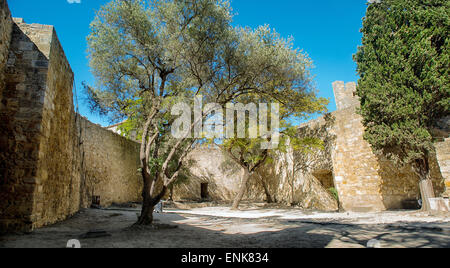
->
(255, 148), (339, 211)
(81, 117), (142, 208)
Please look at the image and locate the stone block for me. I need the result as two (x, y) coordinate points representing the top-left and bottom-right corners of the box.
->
(31, 60), (48, 69)
(18, 41), (34, 51)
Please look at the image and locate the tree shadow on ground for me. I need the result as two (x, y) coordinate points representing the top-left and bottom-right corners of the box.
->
(0, 208), (449, 248)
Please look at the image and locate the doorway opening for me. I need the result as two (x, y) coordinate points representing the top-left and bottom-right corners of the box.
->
(201, 183), (209, 199)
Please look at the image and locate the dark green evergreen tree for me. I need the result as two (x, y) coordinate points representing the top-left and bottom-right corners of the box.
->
(355, 0), (449, 211)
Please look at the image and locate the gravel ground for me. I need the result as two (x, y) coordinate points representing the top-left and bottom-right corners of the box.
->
(0, 205), (449, 248)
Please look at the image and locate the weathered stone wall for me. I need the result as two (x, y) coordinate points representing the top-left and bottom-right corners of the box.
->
(176, 144), (339, 211)
(0, 4), (144, 232)
(173, 147), (243, 201)
(330, 82), (446, 211)
(434, 116), (450, 198)
(333, 81), (360, 110)
(177, 82), (448, 212)
(80, 117), (142, 208)
(436, 139), (450, 197)
(0, 19), (53, 232)
(32, 24), (82, 229)
(0, 0), (12, 105)
(255, 147), (339, 211)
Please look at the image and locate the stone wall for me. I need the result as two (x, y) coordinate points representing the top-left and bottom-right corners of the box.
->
(80, 117), (142, 208)
(0, 4), (143, 232)
(330, 82), (446, 211)
(31, 24), (82, 229)
(177, 83), (448, 212)
(173, 147), (243, 201)
(255, 147), (339, 211)
(176, 143), (339, 211)
(0, 19), (54, 232)
(434, 116), (450, 198)
(0, 0), (12, 105)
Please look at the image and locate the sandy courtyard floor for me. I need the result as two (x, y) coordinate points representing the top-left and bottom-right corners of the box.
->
(0, 205), (449, 248)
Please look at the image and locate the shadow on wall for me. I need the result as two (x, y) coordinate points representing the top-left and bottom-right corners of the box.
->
(171, 113), (341, 211)
(378, 154), (446, 210)
(248, 114), (339, 210)
(173, 148), (245, 201)
(0, 22), (59, 232)
(290, 114), (338, 209)
(174, 172), (240, 202)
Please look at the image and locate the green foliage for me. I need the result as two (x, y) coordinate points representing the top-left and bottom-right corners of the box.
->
(212, 25), (329, 172)
(85, 0), (328, 192)
(328, 187), (339, 203)
(217, 92), (327, 173)
(354, 0), (449, 166)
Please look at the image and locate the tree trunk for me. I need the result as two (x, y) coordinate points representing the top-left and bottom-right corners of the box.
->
(136, 171), (154, 225)
(136, 174), (167, 225)
(232, 169), (251, 210)
(258, 173), (273, 203)
(169, 185), (174, 201)
(419, 179), (435, 212)
(137, 199), (155, 225)
(414, 157), (435, 212)
(290, 171), (295, 206)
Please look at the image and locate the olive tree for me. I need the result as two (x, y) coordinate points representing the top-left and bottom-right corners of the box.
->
(86, 0), (327, 224)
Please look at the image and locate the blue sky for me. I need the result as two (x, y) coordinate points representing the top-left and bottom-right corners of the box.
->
(8, 0), (369, 126)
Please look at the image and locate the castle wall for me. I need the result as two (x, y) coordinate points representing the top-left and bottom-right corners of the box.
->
(31, 24), (82, 228)
(0, 3), (144, 232)
(434, 117), (450, 198)
(176, 143), (339, 211)
(256, 146), (339, 211)
(0, 0), (12, 105)
(80, 117), (142, 208)
(0, 20), (52, 232)
(173, 147), (243, 201)
(436, 139), (450, 197)
(330, 82), (446, 211)
(330, 98), (386, 211)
